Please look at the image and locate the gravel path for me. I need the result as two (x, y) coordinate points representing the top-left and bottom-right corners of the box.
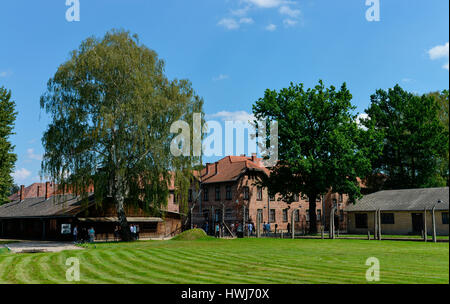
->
(3, 241), (84, 253)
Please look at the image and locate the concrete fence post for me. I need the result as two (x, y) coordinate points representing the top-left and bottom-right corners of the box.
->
(423, 208), (427, 242)
(291, 210), (295, 239)
(432, 206), (437, 243)
(329, 207), (335, 239)
(378, 209), (382, 241)
(257, 212), (261, 238)
(374, 210), (378, 240)
(243, 205), (246, 238)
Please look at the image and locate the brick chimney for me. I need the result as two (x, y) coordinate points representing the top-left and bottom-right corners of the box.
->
(45, 182), (51, 199)
(19, 185), (25, 201)
(251, 153), (257, 162)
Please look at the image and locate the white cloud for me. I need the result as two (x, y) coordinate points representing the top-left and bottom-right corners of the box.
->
(27, 148), (42, 161)
(13, 168), (31, 183)
(283, 18), (298, 27)
(218, 18), (240, 30)
(428, 42), (449, 60)
(356, 113), (370, 130)
(265, 24), (277, 31)
(401, 78), (414, 83)
(207, 111), (255, 123)
(231, 6), (251, 16)
(428, 42), (449, 70)
(213, 74), (230, 81)
(240, 17), (254, 24)
(218, 16), (254, 30)
(279, 5), (300, 18)
(0, 70), (12, 78)
(221, 1), (301, 31)
(245, 0), (284, 8)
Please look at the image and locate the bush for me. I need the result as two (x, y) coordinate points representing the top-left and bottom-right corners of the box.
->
(171, 229), (211, 241)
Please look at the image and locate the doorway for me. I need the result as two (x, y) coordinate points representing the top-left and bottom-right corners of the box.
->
(411, 213), (424, 234)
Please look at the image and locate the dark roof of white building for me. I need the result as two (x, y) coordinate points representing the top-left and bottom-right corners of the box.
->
(0, 194), (94, 219)
(345, 187), (449, 212)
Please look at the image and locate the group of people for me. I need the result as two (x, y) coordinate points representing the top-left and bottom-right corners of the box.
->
(130, 224), (140, 240)
(73, 224), (142, 243)
(73, 225), (96, 243)
(114, 224), (140, 241)
(262, 222), (271, 235)
(202, 221), (257, 238)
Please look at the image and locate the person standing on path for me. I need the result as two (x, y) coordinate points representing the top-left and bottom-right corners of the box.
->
(88, 227), (95, 243)
(73, 225), (78, 243)
(215, 223), (220, 238)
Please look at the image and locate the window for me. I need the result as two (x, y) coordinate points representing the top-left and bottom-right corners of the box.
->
(243, 186), (249, 200)
(188, 189), (193, 202)
(257, 187), (263, 201)
(203, 187), (209, 201)
(294, 210), (300, 222)
(442, 212), (449, 225)
(270, 209), (276, 223)
(317, 209), (322, 221)
(355, 213), (368, 229)
(172, 193), (178, 204)
(293, 194), (299, 202)
(332, 198), (337, 207)
(225, 208), (233, 219)
(143, 222), (158, 232)
(339, 194), (343, 202)
(306, 209), (310, 221)
(269, 194), (275, 201)
(226, 185), (232, 200)
(215, 186), (221, 201)
(203, 209), (209, 220)
(245, 208), (249, 221)
(257, 209), (263, 221)
(339, 210), (344, 221)
(283, 209), (288, 222)
(381, 213), (395, 224)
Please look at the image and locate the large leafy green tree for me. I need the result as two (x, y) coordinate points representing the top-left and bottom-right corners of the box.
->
(253, 81), (382, 233)
(363, 85), (448, 189)
(0, 86), (17, 204)
(426, 90), (449, 185)
(40, 30), (203, 240)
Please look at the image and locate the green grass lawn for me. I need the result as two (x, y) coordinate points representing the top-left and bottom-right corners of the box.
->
(306, 234), (449, 240)
(0, 238), (448, 284)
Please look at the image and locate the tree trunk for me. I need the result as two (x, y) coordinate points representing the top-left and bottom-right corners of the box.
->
(113, 175), (131, 241)
(308, 195), (318, 234)
(116, 194), (132, 241)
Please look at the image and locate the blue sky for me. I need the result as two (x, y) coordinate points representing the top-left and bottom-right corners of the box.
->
(0, 0), (448, 185)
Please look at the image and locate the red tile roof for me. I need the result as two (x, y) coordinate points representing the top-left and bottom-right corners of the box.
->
(200, 155), (269, 184)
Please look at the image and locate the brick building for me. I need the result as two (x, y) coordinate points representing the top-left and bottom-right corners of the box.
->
(189, 154), (351, 234)
(0, 182), (183, 241)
